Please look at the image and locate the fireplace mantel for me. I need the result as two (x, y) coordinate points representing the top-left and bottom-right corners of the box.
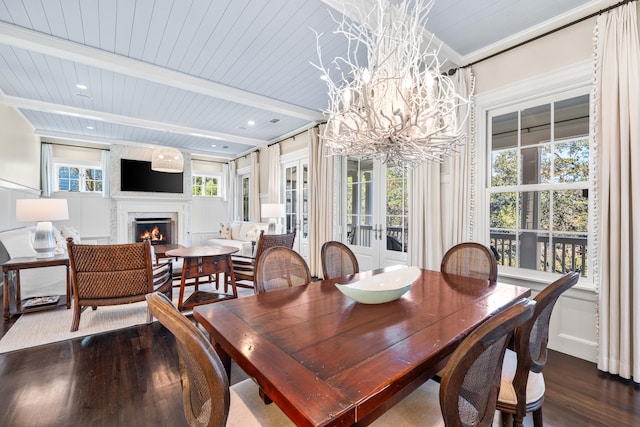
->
(113, 199), (190, 245)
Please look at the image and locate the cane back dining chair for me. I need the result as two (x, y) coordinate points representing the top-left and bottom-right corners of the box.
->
(146, 292), (294, 427)
(66, 238), (172, 332)
(441, 242), (498, 283)
(321, 240), (359, 280)
(371, 298), (536, 426)
(232, 229), (296, 289)
(254, 246), (311, 294)
(497, 271), (580, 427)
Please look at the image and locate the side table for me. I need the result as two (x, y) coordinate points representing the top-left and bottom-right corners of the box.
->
(166, 246), (239, 311)
(2, 254), (71, 320)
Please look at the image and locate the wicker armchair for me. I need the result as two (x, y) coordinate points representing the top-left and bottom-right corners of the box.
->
(67, 238), (172, 332)
(254, 246), (311, 294)
(232, 229), (296, 289)
(321, 241), (359, 280)
(497, 272), (579, 427)
(441, 242), (498, 283)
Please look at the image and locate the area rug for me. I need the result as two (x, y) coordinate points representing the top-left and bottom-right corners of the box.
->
(0, 284), (254, 354)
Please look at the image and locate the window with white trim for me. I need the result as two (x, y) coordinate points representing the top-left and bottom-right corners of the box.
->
(488, 93), (590, 278)
(192, 174), (221, 197)
(55, 162), (103, 193)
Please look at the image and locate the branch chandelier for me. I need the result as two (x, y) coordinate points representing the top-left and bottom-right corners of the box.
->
(314, 0), (470, 166)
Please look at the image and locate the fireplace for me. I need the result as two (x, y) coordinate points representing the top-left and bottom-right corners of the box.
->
(133, 218), (175, 245)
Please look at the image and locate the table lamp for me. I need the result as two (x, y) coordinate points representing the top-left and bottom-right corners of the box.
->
(16, 198), (69, 258)
(261, 203), (285, 234)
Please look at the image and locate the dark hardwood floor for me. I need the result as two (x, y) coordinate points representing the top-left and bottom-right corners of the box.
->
(0, 319), (638, 426)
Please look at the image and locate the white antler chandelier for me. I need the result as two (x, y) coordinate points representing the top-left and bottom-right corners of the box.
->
(314, 0), (469, 166)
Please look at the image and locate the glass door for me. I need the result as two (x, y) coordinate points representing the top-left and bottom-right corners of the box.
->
(283, 158), (309, 260)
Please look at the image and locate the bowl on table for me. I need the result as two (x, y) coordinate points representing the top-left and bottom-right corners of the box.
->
(335, 266), (421, 304)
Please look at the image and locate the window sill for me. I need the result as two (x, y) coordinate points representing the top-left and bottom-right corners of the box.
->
(497, 267), (596, 293)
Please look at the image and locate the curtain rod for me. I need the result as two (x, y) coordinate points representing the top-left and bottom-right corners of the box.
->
(462, 0), (636, 69)
(41, 141), (108, 151)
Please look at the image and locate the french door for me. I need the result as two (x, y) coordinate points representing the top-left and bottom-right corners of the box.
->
(343, 157), (408, 271)
(282, 155), (309, 261)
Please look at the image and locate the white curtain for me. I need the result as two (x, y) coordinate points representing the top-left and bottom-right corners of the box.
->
(41, 143), (53, 197)
(408, 163), (443, 269)
(101, 149), (110, 198)
(267, 144), (281, 203)
(444, 68), (476, 248)
(309, 126), (335, 277)
(249, 152), (260, 222)
(225, 161), (236, 220)
(408, 68), (476, 269)
(594, 2), (640, 381)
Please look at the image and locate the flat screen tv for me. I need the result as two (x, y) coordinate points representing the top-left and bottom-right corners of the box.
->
(120, 159), (184, 194)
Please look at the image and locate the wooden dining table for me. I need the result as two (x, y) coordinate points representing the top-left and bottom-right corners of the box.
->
(193, 266), (530, 427)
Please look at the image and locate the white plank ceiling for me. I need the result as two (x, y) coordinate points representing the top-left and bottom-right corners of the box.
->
(0, 0), (614, 159)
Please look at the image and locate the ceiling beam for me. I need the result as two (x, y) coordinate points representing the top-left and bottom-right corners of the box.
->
(6, 96), (269, 147)
(0, 22), (324, 122)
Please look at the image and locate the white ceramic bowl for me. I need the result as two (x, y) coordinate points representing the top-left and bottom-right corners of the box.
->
(335, 266), (421, 304)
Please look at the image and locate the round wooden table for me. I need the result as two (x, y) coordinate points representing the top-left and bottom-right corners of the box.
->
(166, 245), (239, 311)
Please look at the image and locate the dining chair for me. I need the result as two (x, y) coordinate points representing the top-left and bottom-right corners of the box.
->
(441, 242), (498, 283)
(232, 229), (296, 289)
(320, 240), (359, 279)
(66, 238), (172, 332)
(370, 298), (536, 427)
(254, 246), (311, 294)
(497, 271), (580, 427)
(146, 292), (294, 427)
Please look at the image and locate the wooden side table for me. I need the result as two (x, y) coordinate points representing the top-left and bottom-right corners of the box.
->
(166, 246), (239, 311)
(2, 255), (71, 320)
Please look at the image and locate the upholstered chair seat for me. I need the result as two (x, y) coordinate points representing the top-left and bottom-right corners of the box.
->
(498, 349), (546, 406)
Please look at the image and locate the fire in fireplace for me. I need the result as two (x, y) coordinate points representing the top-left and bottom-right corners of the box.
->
(133, 218), (174, 245)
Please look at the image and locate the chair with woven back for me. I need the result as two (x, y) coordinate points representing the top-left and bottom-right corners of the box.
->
(66, 238), (172, 332)
(370, 298), (537, 426)
(497, 271), (580, 427)
(254, 246), (311, 294)
(441, 242), (498, 283)
(232, 229), (296, 289)
(145, 292), (294, 426)
(321, 240), (359, 280)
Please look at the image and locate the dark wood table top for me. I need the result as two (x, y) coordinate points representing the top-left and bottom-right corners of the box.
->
(165, 245), (238, 258)
(194, 266), (530, 426)
(2, 254), (69, 271)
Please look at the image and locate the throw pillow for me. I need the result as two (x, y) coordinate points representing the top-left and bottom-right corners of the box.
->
(245, 225), (259, 242)
(52, 226), (67, 255)
(60, 225), (81, 243)
(218, 222), (231, 239)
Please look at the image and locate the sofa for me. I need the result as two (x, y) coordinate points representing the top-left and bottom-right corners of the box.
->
(207, 221), (283, 256)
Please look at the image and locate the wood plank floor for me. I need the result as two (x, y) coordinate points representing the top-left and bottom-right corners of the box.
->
(0, 320), (638, 426)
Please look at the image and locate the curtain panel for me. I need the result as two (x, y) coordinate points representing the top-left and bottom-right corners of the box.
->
(594, 2), (640, 381)
(249, 152), (260, 222)
(308, 125), (335, 277)
(41, 143), (53, 197)
(267, 144), (281, 203)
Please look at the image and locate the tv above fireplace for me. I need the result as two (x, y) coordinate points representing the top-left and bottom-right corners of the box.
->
(120, 159), (184, 194)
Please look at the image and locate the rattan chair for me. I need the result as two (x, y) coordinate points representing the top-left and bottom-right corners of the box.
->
(254, 246), (311, 294)
(370, 298), (536, 426)
(232, 229), (296, 289)
(146, 292), (294, 427)
(67, 238), (172, 332)
(441, 242), (498, 283)
(320, 241), (359, 279)
(497, 272), (580, 427)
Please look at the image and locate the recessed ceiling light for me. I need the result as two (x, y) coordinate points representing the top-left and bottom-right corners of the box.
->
(86, 126), (94, 130)
(211, 144), (217, 148)
(76, 84), (87, 90)
(247, 120), (255, 126)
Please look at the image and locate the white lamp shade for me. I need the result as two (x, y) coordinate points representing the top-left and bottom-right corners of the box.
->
(151, 147), (184, 173)
(16, 198), (69, 222)
(261, 203), (285, 219)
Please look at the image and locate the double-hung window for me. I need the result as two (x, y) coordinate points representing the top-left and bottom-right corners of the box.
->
(55, 162), (103, 193)
(488, 93), (590, 278)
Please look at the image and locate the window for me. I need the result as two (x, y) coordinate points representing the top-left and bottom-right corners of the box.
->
(241, 175), (250, 221)
(56, 163), (102, 193)
(488, 93), (590, 277)
(192, 174), (221, 197)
